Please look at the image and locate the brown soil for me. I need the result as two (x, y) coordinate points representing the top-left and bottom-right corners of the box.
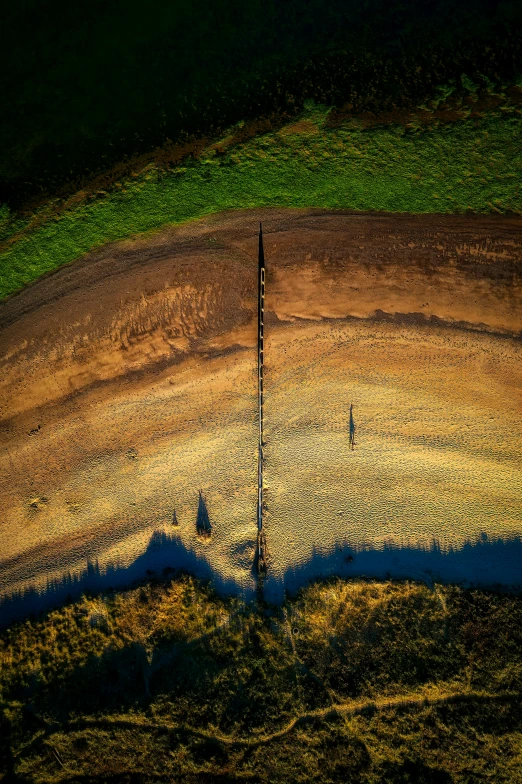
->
(1, 208), (521, 598)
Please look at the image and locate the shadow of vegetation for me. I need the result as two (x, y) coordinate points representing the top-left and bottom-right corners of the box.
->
(1, 533), (521, 629)
(265, 534), (522, 603)
(378, 759), (453, 783)
(34, 615), (245, 721)
(196, 489), (212, 537)
(0, 531), (241, 630)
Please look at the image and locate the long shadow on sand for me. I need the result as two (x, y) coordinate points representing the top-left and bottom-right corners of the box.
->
(0, 531), (239, 629)
(1, 532), (521, 628)
(264, 534), (522, 603)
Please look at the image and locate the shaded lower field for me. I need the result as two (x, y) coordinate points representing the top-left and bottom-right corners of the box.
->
(1, 576), (521, 782)
(1, 209), (521, 610)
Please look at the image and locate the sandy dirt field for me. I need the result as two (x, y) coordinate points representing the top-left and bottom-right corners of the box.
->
(1, 209), (521, 601)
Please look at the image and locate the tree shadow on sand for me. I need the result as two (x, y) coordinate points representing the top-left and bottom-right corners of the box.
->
(1, 533), (521, 629)
(196, 490), (212, 539)
(0, 531), (239, 630)
(264, 534), (522, 603)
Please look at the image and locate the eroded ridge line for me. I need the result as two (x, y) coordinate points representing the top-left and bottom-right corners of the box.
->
(257, 223), (267, 574)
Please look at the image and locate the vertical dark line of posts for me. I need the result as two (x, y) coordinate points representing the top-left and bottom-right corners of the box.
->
(257, 223), (267, 574)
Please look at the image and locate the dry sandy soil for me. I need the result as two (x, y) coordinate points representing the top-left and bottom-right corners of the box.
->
(1, 209), (521, 601)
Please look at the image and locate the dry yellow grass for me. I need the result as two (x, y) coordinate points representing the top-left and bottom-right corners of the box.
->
(1, 576), (521, 782)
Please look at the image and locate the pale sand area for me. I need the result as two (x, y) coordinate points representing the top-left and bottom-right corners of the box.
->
(264, 321), (522, 580)
(1, 350), (259, 597)
(0, 208), (521, 602)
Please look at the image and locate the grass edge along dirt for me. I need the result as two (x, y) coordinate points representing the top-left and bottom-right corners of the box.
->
(1, 92), (522, 301)
(0, 575), (521, 782)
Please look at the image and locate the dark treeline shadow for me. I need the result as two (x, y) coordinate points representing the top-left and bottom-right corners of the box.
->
(264, 534), (522, 604)
(1, 532), (521, 629)
(0, 531), (244, 630)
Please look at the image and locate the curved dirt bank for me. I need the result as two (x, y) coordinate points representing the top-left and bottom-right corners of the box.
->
(1, 208), (521, 601)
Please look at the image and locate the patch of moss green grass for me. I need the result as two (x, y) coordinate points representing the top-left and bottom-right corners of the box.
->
(1, 576), (521, 782)
(1, 96), (521, 301)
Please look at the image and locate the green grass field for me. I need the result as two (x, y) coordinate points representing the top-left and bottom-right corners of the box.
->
(1, 576), (521, 782)
(3, 0), (520, 206)
(1, 97), (521, 301)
